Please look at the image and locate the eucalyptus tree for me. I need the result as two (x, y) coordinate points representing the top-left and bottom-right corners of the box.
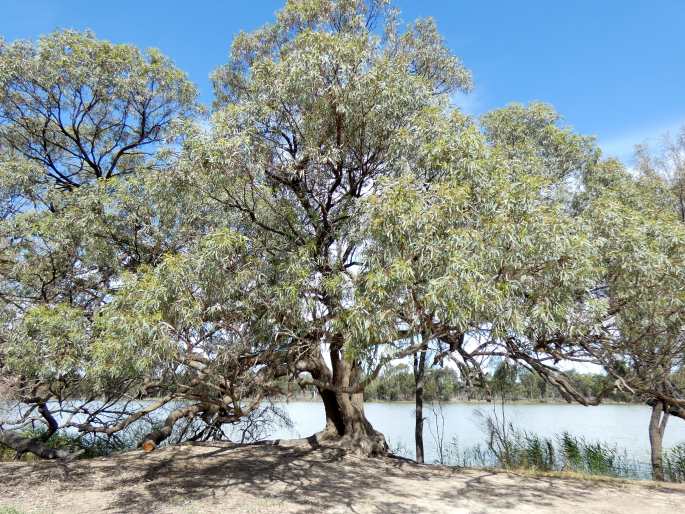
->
(148, 0), (474, 455)
(0, 0), (477, 459)
(630, 129), (685, 479)
(4, 1), (677, 468)
(575, 161), (685, 480)
(0, 30), (200, 457)
(136, 1), (619, 458)
(0, 30), (196, 188)
(482, 116), (685, 480)
(634, 126), (685, 222)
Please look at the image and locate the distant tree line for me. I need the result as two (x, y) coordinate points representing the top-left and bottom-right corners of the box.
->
(362, 363), (634, 403)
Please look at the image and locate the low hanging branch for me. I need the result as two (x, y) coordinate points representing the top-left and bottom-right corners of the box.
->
(503, 337), (611, 406)
(139, 403), (207, 453)
(70, 395), (175, 435)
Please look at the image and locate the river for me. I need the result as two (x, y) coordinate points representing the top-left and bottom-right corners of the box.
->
(265, 401), (685, 468)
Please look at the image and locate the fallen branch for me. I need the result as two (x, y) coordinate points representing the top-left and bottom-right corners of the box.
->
(0, 429), (81, 460)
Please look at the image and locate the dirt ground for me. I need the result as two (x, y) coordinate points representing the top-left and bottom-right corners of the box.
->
(0, 442), (684, 514)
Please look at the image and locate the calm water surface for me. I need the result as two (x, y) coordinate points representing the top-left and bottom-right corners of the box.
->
(267, 401), (685, 465)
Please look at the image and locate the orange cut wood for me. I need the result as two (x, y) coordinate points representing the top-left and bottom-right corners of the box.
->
(141, 440), (156, 453)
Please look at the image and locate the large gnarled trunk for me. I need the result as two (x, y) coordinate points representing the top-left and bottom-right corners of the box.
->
(304, 345), (388, 456)
(315, 388), (387, 456)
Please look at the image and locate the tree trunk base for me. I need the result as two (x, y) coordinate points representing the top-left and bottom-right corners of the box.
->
(316, 426), (388, 457)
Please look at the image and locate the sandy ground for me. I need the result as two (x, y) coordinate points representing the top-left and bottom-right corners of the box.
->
(0, 442), (684, 514)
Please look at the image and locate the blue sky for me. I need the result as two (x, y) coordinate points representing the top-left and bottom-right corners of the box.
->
(2, 0), (684, 163)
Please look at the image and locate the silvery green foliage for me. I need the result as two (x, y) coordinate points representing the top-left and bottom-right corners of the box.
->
(0, 30), (200, 433)
(580, 159), (685, 406)
(355, 105), (607, 386)
(100, 0), (478, 450)
(634, 126), (685, 222)
(0, 30), (197, 188)
(179, 0), (473, 354)
(171, 2), (607, 403)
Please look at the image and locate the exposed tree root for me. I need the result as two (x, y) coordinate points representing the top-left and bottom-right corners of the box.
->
(277, 427), (388, 457)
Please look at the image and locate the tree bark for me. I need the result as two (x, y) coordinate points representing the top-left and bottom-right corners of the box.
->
(413, 348), (427, 464)
(648, 400), (669, 481)
(301, 345), (388, 456)
(140, 403), (205, 452)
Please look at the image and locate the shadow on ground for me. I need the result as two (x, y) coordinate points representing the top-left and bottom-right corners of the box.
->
(1, 441), (684, 513)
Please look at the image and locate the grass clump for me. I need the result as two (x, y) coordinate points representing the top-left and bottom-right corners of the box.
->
(472, 411), (642, 479)
(665, 443), (685, 482)
(0, 507), (27, 514)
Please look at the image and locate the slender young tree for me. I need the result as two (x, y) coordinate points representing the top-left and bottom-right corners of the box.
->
(412, 343), (428, 463)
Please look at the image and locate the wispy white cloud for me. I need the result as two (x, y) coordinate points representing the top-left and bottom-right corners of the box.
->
(452, 90), (484, 117)
(599, 118), (685, 164)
